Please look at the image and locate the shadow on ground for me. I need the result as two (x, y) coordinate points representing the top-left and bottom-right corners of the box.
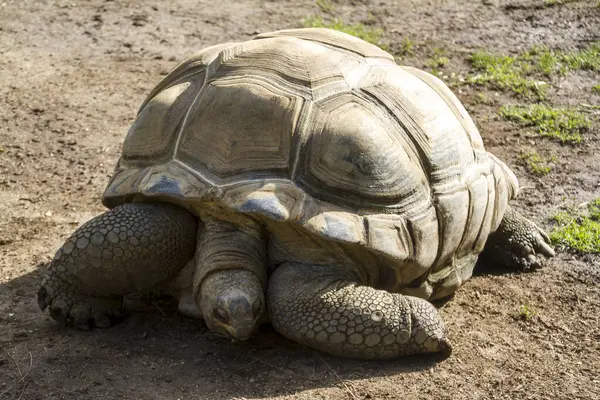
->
(1, 265), (446, 399)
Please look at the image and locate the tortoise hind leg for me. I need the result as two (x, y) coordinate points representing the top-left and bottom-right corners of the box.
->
(267, 262), (452, 360)
(480, 205), (555, 270)
(38, 202), (197, 329)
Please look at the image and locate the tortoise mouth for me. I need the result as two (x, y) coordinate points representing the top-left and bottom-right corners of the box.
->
(212, 317), (261, 342)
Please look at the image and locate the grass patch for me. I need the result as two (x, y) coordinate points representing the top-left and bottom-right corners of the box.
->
(398, 37), (415, 57)
(499, 104), (591, 144)
(550, 199), (600, 253)
(475, 92), (496, 105)
(427, 48), (449, 69)
(515, 303), (537, 321)
(522, 46), (564, 76)
(468, 51), (548, 100)
(562, 43), (600, 71)
(522, 43), (600, 76)
(467, 42), (600, 99)
(301, 16), (388, 50)
(593, 84), (600, 94)
(519, 151), (554, 175)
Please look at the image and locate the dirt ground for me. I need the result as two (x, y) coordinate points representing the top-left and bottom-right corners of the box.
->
(1, 0), (599, 399)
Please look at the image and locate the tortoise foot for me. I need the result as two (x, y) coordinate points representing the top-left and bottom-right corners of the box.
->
(483, 206), (555, 270)
(268, 262), (452, 360)
(38, 281), (124, 330)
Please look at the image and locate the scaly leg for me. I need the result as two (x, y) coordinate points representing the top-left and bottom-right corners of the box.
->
(38, 202), (197, 329)
(481, 205), (555, 269)
(267, 263), (452, 360)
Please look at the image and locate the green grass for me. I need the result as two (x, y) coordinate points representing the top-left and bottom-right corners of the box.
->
(467, 42), (600, 99)
(468, 51), (547, 100)
(427, 48), (449, 69)
(301, 16), (388, 50)
(562, 43), (600, 71)
(515, 303), (537, 321)
(593, 84), (600, 93)
(550, 199), (600, 253)
(522, 46), (564, 75)
(519, 151), (553, 175)
(499, 104), (591, 144)
(398, 37), (415, 57)
(475, 92), (495, 105)
(522, 43), (600, 76)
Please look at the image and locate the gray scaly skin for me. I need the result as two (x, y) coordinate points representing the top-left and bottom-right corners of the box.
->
(194, 213), (267, 340)
(38, 203), (197, 329)
(199, 271), (266, 340)
(480, 205), (555, 269)
(38, 202), (553, 359)
(268, 263), (452, 359)
(38, 203), (267, 336)
(265, 206), (554, 359)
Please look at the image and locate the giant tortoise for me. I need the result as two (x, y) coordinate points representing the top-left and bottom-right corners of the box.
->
(38, 28), (555, 360)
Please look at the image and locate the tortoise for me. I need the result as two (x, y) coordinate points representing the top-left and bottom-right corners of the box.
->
(38, 27), (555, 360)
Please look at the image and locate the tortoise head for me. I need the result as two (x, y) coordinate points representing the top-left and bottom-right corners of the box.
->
(198, 270), (266, 341)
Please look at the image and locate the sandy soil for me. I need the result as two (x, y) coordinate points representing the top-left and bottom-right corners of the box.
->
(1, 0), (599, 399)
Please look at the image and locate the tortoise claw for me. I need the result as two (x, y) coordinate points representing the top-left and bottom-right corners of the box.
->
(533, 226), (556, 258)
(38, 278), (124, 329)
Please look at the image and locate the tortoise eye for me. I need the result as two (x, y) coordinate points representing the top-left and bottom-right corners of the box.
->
(213, 307), (229, 323)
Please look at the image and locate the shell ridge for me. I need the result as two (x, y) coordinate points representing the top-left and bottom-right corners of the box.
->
(171, 47), (227, 161)
(358, 86), (436, 216)
(139, 42), (239, 113)
(206, 71), (312, 100)
(471, 173), (496, 252)
(253, 27), (394, 61)
(358, 87), (430, 181)
(290, 101), (316, 180)
(400, 66), (480, 162)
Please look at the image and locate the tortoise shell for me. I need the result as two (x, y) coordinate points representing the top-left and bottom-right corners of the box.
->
(102, 28), (519, 300)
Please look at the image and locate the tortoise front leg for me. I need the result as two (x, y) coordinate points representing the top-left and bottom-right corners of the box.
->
(480, 205), (555, 270)
(267, 263), (452, 360)
(38, 203), (197, 329)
